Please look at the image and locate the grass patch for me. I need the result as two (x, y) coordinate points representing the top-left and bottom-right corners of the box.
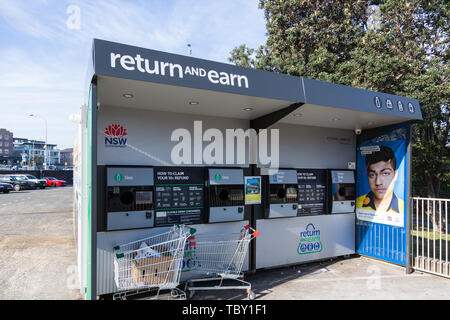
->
(411, 229), (450, 241)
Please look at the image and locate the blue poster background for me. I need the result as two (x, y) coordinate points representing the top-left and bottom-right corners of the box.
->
(356, 126), (407, 226)
(356, 124), (408, 265)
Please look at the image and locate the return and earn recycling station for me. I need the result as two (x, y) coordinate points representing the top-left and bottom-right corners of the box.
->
(75, 39), (422, 299)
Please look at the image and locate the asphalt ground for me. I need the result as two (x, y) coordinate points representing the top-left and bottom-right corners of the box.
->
(0, 186), (82, 300)
(190, 255), (450, 300)
(0, 186), (449, 300)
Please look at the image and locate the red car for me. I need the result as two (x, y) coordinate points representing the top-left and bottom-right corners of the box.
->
(45, 177), (67, 187)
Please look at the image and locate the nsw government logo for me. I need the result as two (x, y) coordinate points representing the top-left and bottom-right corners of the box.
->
(297, 223), (323, 255)
(104, 124), (127, 147)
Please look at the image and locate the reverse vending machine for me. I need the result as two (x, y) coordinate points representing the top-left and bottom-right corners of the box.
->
(96, 166), (250, 296)
(77, 39), (421, 299)
(256, 165), (357, 269)
(105, 166), (155, 231)
(207, 168), (245, 223)
(100, 166), (206, 232)
(330, 170), (356, 214)
(266, 169), (298, 218)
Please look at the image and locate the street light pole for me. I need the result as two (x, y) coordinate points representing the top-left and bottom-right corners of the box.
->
(31, 140), (35, 167)
(29, 114), (48, 169)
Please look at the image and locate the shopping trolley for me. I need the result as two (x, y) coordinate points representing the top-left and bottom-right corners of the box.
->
(112, 225), (191, 300)
(184, 225), (260, 300)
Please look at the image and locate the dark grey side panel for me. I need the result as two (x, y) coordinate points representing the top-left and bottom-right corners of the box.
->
(302, 78), (422, 120)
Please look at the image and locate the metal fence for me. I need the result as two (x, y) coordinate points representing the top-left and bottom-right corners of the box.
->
(411, 197), (449, 278)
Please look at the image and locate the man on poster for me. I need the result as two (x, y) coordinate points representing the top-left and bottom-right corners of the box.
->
(356, 145), (404, 215)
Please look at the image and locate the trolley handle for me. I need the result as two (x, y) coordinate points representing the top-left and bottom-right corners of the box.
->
(243, 225), (260, 239)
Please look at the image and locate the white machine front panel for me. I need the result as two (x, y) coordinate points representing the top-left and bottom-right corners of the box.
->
(97, 221), (250, 296)
(209, 206), (245, 223)
(106, 211), (154, 230)
(256, 214), (355, 269)
(269, 203), (298, 218)
(332, 201), (355, 214)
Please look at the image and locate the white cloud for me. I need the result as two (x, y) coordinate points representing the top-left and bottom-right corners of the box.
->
(0, 0), (63, 40)
(0, 0), (267, 150)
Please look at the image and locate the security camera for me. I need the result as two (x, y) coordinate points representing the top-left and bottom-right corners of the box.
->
(355, 128), (362, 135)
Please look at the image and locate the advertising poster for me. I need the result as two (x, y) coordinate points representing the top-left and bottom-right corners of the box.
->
(356, 126), (407, 227)
(244, 176), (261, 204)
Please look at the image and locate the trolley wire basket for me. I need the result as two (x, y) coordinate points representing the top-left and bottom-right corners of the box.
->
(112, 225), (190, 300)
(184, 225), (260, 300)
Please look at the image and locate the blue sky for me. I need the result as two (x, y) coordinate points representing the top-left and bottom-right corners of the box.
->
(0, 0), (267, 150)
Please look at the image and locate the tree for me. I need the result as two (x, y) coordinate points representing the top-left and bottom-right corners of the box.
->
(230, 0), (369, 83)
(409, 1), (449, 199)
(339, 0), (449, 198)
(229, 45), (273, 71)
(229, 0), (449, 199)
(31, 155), (44, 166)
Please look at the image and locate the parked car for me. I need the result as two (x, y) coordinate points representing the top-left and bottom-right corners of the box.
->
(0, 175), (34, 191)
(0, 182), (13, 193)
(9, 175), (40, 190)
(45, 177), (67, 187)
(15, 174), (47, 189)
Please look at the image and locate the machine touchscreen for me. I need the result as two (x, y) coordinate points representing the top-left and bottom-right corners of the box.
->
(297, 169), (328, 216)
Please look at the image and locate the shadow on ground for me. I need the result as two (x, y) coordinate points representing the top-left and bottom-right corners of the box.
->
(188, 255), (354, 300)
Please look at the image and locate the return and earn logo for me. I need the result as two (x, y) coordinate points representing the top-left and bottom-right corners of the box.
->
(297, 223), (323, 255)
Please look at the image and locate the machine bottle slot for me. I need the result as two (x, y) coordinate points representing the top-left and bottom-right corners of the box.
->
(207, 168), (246, 223)
(210, 185), (244, 207)
(269, 184), (298, 204)
(107, 186), (154, 212)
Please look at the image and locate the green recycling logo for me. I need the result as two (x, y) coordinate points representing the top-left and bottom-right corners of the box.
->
(214, 173), (222, 182)
(114, 172), (123, 182)
(297, 223), (323, 255)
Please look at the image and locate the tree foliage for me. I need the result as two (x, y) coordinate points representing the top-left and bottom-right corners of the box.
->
(31, 155), (44, 166)
(229, 0), (449, 198)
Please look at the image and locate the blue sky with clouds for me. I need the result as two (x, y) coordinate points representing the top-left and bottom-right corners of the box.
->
(0, 0), (267, 149)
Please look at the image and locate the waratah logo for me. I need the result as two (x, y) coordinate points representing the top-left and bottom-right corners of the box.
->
(104, 124), (128, 147)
